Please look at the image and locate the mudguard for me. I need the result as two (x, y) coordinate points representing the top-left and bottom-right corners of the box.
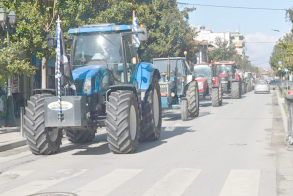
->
(132, 62), (160, 91)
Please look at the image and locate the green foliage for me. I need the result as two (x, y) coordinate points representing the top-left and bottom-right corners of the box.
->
(270, 8), (293, 74)
(0, 0), (197, 78)
(89, 0), (197, 61)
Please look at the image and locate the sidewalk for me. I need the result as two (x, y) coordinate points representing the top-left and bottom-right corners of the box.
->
(0, 117), (26, 152)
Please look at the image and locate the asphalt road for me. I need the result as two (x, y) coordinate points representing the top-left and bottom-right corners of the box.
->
(0, 91), (292, 196)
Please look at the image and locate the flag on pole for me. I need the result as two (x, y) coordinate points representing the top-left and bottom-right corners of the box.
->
(55, 16), (62, 120)
(132, 10), (140, 48)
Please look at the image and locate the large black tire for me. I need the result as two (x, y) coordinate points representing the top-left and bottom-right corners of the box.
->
(140, 77), (162, 141)
(211, 87), (220, 107)
(181, 99), (188, 121)
(106, 90), (139, 154)
(231, 81), (241, 99)
(24, 94), (62, 155)
(186, 81), (199, 117)
(65, 123), (95, 143)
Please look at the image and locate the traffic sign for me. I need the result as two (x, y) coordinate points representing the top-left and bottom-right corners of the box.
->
(284, 67), (289, 72)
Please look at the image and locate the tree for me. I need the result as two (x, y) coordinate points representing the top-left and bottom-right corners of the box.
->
(209, 37), (237, 62)
(0, 0), (108, 79)
(89, 0), (197, 61)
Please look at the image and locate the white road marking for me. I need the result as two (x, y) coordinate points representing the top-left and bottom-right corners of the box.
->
(0, 151), (32, 164)
(219, 170), (261, 196)
(0, 169), (88, 196)
(74, 169), (143, 196)
(143, 168), (201, 196)
(164, 127), (175, 132)
(0, 170), (34, 185)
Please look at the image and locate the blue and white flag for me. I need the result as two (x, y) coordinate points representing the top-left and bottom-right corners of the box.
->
(132, 11), (140, 48)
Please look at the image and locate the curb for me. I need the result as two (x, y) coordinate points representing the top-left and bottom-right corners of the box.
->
(276, 90), (287, 132)
(0, 138), (26, 152)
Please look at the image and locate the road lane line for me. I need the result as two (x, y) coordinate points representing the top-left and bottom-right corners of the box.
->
(0, 169), (88, 196)
(143, 168), (201, 196)
(219, 170), (261, 196)
(164, 127), (175, 132)
(0, 151), (32, 164)
(74, 169), (143, 196)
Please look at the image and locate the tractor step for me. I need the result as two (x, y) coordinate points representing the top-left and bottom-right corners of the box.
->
(172, 105), (181, 109)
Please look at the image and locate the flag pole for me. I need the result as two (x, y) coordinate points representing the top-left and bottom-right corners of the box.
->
(56, 15), (63, 121)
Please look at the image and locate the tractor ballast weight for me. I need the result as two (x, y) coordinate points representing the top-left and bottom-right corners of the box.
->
(193, 63), (223, 107)
(214, 61), (241, 99)
(23, 23), (162, 155)
(153, 57), (199, 121)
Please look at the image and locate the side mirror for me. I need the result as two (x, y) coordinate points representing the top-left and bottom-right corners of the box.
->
(46, 34), (54, 48)
(138, 27), (147, 42)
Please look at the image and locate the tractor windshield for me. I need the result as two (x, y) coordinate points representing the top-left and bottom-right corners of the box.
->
(215, 64), (233, 77)
(153, 59), (182, 78)
(193, 65), (211, 80)
(72, 33), (122, 69)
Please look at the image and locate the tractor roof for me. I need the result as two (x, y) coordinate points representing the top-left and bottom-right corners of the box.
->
(68, 24), (132, 34)
(194, 63), (213, 66)
(214, 61), (236, 65)
(153, 57), (186, 61)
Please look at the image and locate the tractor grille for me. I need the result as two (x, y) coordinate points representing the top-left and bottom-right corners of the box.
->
(160, 84), (168, 94)
(74, 79), (84, 93)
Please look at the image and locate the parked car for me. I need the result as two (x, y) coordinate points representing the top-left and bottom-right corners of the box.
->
(254, 80), (270, 94)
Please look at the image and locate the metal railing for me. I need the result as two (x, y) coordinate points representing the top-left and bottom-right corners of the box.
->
(285, 93), (293, 147)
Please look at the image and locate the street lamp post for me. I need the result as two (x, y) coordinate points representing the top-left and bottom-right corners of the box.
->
(0, 8), (16, 126)
(184, 50), (188, 59)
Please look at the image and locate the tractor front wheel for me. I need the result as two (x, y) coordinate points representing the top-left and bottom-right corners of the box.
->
(187, 81), (199, 117)
(106, 90), (139, 154)
(231, 81), (241, 99)
(65, 122), (95, 143)
(181, 99), (188, 121)
(140, 77), (162, 141)
(24, 94), (62, 155)
(212, 87), (220, 107)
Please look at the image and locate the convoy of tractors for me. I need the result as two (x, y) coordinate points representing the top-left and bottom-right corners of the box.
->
(23, 20), (254, 155)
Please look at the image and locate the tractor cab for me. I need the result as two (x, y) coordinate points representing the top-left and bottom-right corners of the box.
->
(153, 57), (199, 121)
(69, 24), (139, 96)
(214, 61), (237, 94)
(193, 64), (212, 98)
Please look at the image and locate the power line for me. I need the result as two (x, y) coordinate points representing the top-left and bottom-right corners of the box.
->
(245, 42), (277, 43)
(177, 2), (287, 11)
(249, 54), (272, 61)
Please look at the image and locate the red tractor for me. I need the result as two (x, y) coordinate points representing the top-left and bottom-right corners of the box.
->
(194, 63), (223, 107)
(214, 61), (242, 99)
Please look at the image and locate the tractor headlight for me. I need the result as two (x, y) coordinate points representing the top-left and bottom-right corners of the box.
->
(83, 77), (92, 93)
(171, 92), (176, 97)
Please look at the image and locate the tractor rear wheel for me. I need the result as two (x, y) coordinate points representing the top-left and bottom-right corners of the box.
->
(140, 78), (162, 141)
(24, 94), (62, 155)
(65, 123), (95, 143)
(106, 90), (139, 154)
(181, 99), (188, 121)
(231, 81), (241, 99)
(187, 81), (199, 117)
(212, 88), (220, 107)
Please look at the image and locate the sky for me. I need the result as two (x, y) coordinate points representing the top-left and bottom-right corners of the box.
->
(177, 0), (293, 69)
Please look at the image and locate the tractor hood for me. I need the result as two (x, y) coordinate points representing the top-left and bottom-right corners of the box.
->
(72, 65), (106, 80)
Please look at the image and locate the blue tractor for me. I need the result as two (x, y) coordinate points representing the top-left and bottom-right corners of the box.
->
(153, 57), (199, 121)
(23, 23), (162, 154)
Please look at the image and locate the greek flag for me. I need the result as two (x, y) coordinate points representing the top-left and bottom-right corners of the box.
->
(132, 11), (140, 48)
(55, 17), (62, 120)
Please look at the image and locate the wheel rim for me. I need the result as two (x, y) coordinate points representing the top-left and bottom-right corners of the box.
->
(48, 128), (59, 142)
(153, 88), (159, 127)
(129, 105), (137, 140)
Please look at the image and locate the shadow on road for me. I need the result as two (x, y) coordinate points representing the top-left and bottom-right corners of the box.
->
(59, 126), (193, 155)
(137, 126), (193, 153)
